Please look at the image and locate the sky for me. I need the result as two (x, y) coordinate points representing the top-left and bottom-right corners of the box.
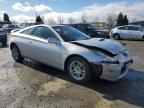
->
(0, 0), (144, 23)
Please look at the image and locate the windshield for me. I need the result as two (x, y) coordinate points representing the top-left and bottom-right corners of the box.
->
(52, 26), (91, 42)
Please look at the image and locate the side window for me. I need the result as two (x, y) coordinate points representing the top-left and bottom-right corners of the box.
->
(131, 26), (139, 31)
(21, 28), (34, 35)
(125, 26), (131, 30)
(32, 26), (56, 39)
(118, 27), (126, 30)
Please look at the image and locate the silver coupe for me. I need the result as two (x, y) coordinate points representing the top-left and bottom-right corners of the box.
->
(9, 25), (133, 83)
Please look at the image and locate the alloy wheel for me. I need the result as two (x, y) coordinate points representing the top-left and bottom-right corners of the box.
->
(69, 61), (86, 80)
(113, 34), (119, 40)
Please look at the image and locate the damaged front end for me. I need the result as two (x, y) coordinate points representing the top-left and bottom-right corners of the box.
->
(91, 50), (133, 81)
(70, 39), (133, 81)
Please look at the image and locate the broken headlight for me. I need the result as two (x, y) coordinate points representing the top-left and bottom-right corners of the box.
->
(96, 51), (119, 64)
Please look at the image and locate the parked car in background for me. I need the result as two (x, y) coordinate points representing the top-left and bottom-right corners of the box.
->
(3, 24), (20, 34)
(68, 24), (110, 39)
(10, 29), (20, 35)
(10, 25), (133, 83)
(111, 25), (144, 40)
(0, 28), (7, 46)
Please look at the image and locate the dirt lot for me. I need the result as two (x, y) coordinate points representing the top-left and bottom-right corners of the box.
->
(0, 40), (144, 108)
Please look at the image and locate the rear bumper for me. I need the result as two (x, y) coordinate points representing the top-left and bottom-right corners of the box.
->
(91, 60), (133, 81)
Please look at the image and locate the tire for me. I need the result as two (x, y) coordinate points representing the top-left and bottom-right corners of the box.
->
(11, 45), (24, 63)
(67, 57), (91, 83)
(113, 34), (120, 40)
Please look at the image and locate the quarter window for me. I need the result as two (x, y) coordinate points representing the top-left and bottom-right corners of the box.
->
(21, 28), (34, 35)
(32, 26), (56, 39)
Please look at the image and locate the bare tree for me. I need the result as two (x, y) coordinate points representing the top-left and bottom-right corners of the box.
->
(68, 17), (74, 24)
(131, 17), (137, 23)
(47, 18), (57, 25)
(58, 16), (64, 24)
(81, 14), (87, 24)
(106, 15), (116, 31)
(11, 20), (16, 25)
(93, 17), (99, 23)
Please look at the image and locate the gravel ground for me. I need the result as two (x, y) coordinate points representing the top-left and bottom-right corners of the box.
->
(0, 40), (144, 108)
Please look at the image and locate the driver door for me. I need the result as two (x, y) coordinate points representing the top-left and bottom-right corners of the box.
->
(28, 26), (61, 67)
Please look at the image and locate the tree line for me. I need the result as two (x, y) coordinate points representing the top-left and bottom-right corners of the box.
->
(106, 12), (129, 30)
(116, 12), (129, 26)
(2, 12), (129, 29)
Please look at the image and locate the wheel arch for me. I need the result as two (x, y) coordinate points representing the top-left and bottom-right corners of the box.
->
(113, 33), (120, 37)
(10, 42), (18, 50)
(64, 54), (90, 71)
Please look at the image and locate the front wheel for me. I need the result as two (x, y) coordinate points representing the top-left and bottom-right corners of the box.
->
(67, 57), (91, 83)
(11, 45), (24, 63)
(113, 34), (120, 40)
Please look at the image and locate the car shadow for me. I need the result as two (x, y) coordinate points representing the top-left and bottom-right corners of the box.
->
(21, 59), (144, 107)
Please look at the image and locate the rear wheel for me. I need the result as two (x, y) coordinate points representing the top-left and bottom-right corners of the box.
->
(11, 45), (24, 63)
(67, 57), (91, 83)
(113, 34), (120, 40)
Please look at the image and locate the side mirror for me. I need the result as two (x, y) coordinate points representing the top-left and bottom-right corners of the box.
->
(48, 37), (60, 45)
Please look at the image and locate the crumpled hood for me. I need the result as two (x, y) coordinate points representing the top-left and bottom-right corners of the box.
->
(72, 38), (126, 56)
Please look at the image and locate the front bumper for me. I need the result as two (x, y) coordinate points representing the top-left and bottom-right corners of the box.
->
(92, 60), (133, 81)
